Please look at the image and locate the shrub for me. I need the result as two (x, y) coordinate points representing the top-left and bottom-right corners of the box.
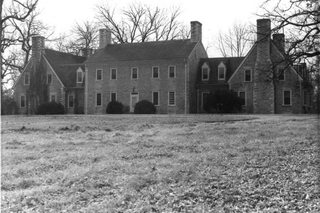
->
(203, 90), (241, 113)
(134, 100), (156, 114)
(37, 102), (65, 115)
(1, 95), (18, 115)
(106, 101), (124, 114)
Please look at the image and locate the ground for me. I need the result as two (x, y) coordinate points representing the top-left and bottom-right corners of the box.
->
(1, 114), (319, 212)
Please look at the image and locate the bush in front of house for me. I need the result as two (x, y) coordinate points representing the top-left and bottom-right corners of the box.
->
(37, 102), (65, 115)
(134, 100), (156, 114)
(106, 101), (124, 114)
(1, 95), (18, 115)
(203, 89), (241, 113)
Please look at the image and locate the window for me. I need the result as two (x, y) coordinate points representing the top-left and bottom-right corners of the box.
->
(168, 66), (176, 78)
(20, 95), (26, 108)
(131, 67), (138, 79)
(24, 73), (29, 85)
(303, 90), (307, 106)
(96, 93), (102, 106)
(202, 68), (209, 81)
(239, 92), (246, 106)
(68, 95), (74, 108)
(218, 67), (225, 80)
(153, 91), (159, 106)
(96, 69), (102, 80)
(168, 91), (175, 106)
(111, 68), (117, 80)
(110, 92), (117, 102)
(278, 68), (285, 81)
(50, 94), (56, 102)
(77, 70), (83, 83)
(202, 92), (209, 107)
(152, 67), (159, 78)
(283, 90), (291, 106)
(47, 74), (52, 84)
(244, 69), (252, 82)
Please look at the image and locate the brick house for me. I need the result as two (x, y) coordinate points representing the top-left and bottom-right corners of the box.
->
(13, 36), (87, 114)
(85, 21), (207, 114)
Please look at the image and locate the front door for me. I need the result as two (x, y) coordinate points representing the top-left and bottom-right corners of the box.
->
(130, 93), (139, 113)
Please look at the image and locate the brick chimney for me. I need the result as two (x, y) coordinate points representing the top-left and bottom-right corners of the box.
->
(99, 28), (112, 49)
(253, 19), (274, 114)
(32, 36), (45, 62)
(273, 33), (285, 53)
(81, 48), (93, 57)
(190, 21), (202, 43)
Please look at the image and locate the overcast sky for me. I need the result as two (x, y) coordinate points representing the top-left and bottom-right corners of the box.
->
(38, 0), (267, 57)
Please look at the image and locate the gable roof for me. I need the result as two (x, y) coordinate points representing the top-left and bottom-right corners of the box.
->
(199, 57), (245, 81)
(86, 39), (198, 63)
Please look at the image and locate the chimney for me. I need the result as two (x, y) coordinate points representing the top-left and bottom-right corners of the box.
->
(99, 28), (112, 49)
(273, 33), (285, 53)
(81, 48), (93, 57)
(32, 36), (45, 61)
(256, 19), (271, 60)
(190, 21), (202, 43)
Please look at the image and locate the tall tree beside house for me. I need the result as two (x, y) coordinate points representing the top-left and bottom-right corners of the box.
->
(95, 2), (190, 43)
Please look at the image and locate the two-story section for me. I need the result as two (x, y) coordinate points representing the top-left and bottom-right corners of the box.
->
(13, 36), (87, 114)
(85, 21), (207, 114)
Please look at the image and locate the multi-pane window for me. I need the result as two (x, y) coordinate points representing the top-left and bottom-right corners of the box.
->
(168, 91), (175, 106)
(96, 69), (102, 80)
(68, 95), (74, 108)
(202, 68), (209, 81)
(283, 90), (291, 106)
(47, 74), (52, 84)
(111, 68), (117, 80)
(153, 91), (159, 106)
(96, 93), (102, 106)
(24, 73), (29, 85)
(278, 68), (285, 81)
(77, 70), (83, 83)
(168, 66), (176, 78)
(218, 67), (225, 80)
(244, 69), (252, 82)
(152, 67), (159, 78)
(132, 67), (138, 79)
(20, 95), (26, 108)
(111, 92), (117, 102)
(239, 92), (246, 106)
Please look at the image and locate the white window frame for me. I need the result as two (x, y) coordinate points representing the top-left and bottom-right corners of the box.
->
(96, 92), (102, 107)
(202, 68), (209, 81)
(277, 68), (285, 81)
(24, 73), (29, 85)
(47, 73), (52, 84)
(77, 70), (83, 83)
(152, 66), (159, 79)
(238, 91), (247, 106)
(168, 91), (176, 106)
(218, 62), (226, 80)
(50, 93), (57, 102)
(168, 65), (176, 78)
(110, 68), (117, 80)
(96, 69), (102, 81)
(110, 92), (117, 102)
(152, 91), (160, 106)
(283, 90), (292, 106)
(131, 67), (138, 79)
(20, 95), (26, 108)
(68, 95), (74, 108)
(244, 69), (252, 82)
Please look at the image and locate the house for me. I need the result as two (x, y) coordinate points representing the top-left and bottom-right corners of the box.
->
(84, 21), (207, 114)
(13, 36), (87, 114)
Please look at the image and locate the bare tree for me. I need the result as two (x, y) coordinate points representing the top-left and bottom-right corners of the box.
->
(95, 2), (189, 44)
(215, 22), (255, 57)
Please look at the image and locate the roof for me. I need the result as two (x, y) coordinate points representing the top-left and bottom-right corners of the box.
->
(86, 39), (198, 63)
(43, 49), (87, 87)
(199, 57), (245, 81)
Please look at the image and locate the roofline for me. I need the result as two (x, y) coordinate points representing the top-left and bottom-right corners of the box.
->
(43, 55), (65, 87)
(85, 57), (190, 64)
(12, 59), (31, 89)
(227, 44), (257, 83)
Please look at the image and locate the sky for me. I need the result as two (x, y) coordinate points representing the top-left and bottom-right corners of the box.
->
(37, 0), (267, 57)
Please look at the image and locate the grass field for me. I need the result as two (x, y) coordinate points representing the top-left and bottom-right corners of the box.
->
(1, 114), (319, 212)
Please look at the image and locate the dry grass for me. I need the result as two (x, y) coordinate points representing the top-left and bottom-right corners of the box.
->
(1, 114), (319, 212)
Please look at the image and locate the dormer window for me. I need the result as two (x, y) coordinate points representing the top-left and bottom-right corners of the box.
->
(201, 63), (210, 81)
(77, 68), (83, 83)
(218, 62), (226, 80)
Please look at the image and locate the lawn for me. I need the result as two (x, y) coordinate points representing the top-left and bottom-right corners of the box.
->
(1, 114), (319, 212)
